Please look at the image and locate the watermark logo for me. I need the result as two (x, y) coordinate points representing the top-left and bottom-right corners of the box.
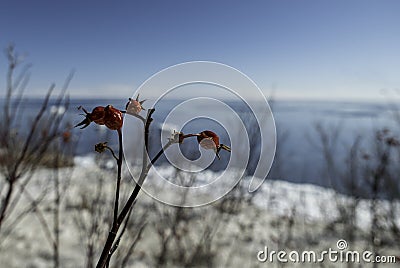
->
(257, 239), (397, 264)
(122, 61), (276, 207)
(336, 239), (348, 250)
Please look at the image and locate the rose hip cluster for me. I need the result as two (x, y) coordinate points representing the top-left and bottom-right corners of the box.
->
(75, 105), (123, 130)
(75, 95), (231, 159)
(174, 130), (231, 159)
(75, 95), (145, 130)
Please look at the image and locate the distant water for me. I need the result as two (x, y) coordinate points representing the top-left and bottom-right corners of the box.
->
(2, 98), (399, 194)
(270, 100), (397, 187)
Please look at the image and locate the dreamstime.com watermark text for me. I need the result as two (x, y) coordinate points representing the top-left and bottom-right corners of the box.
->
(257, 239), (397, 264)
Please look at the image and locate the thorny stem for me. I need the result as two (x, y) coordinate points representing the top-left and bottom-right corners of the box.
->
(96, 109), (200, 268)
(146, 140), (173, 171)
(96, 109), (155, 268)
(117, 108), (155, 224)
(144, 132), (200, 172)
(110, 205), (134, 256)
(113, 129), (123, 229)
(105, 206), (135, 268)
(97, 129), (123, 268)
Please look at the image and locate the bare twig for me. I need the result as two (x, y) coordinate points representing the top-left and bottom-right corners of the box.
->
(120, 222), (147, 267)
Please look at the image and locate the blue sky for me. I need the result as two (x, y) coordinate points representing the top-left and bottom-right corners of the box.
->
(0, 0), (399, 100)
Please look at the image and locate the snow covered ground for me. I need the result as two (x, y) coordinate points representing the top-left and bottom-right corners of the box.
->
(0, 159), (399, 267)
